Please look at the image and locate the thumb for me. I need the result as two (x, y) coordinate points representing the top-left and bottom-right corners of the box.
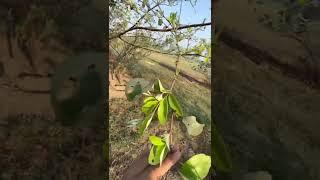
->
(151, 146), (182, 177)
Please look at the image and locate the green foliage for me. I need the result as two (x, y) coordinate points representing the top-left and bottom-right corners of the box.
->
(158, 96), (169, 125)
(179, 154), (211, 180)
(149, 135), (165, 146)
(148, 135), (170, 166)
(138, 79), (215, 178)
(169, 12), (178, 28)
(141, 97), (158, 114)
(168, 94), (183, 117)
(139, 79), (178, 133)
(139, 105), (158, 135)
(169, 12), (177, 21)
(158, 18), (163, 26)
(152, 79), (167, 93)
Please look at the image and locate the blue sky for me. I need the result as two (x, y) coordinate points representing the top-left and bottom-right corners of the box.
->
(159, 0), (211, 48)
(161, 0), (211, 40)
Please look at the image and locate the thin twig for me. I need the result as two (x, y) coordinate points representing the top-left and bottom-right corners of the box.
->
(168, 0), (183, 149)
(170, 77), (176, 91)
(170, 113), (174, 144)
(118, 36), (206, 57)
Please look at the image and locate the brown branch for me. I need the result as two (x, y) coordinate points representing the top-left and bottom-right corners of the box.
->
(170, 113), (174, 144)
(122, 35), (157, 41)
(119, 36), (206, 57)
(132, 3), (160, 28)
(109, 22), (211, 40)
(170, 78), (176, 90)
(109, 3), (160, 40)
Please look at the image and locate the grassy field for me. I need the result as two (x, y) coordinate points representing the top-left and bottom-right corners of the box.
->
(109, 52), (212, 179)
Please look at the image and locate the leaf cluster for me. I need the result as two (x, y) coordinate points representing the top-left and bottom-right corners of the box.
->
(139, 79), (183, 135)
(148, 135), (170, 165)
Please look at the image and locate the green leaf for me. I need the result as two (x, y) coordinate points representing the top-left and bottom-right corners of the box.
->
(163, 133), (170, 150)
(158, 79), (166, 92)
(212, 123), (233, 172)
(148, 144), (166, 165)
(158, 18), (163, 26)
(182, 116), (205, 136)
(187, 27), (193, 34)
(144, 96), (156, 103)
(152, 81), (160, 93)
(168, 94), (183, 117)
(145, 13), (152, 22)
(180, 165), (201, 180)
(204, 57), (209, 63)
(148, 135), (170, 166)
(149, 135), (164, 146)
(155, 94), (163, 101)
(162, 89), (172, 94)
(148, 145), (158, 165)
(141, 100), (158, 115)
(169, 12), (177, 23)
(139, 108), (157, 135)
(179, 154), (211, 180)
(198, 44), (206, 54)
(168, 12), (178, 27)
(158, 97), (169, 125)
(159, 146), (167, 166)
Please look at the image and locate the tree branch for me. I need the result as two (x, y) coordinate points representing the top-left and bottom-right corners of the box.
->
(109, 22), (211, 40)
(131, 3), (160, 28)
(118, 36), (206, 57)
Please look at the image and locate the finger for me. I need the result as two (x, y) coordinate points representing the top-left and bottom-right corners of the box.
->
(133, 148), (150, 164)
(151, 146), (182, 177)
(123, 148), (150, 178)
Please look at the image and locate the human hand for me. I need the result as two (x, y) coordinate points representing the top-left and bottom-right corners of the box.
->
(122, 146), (182, 180)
